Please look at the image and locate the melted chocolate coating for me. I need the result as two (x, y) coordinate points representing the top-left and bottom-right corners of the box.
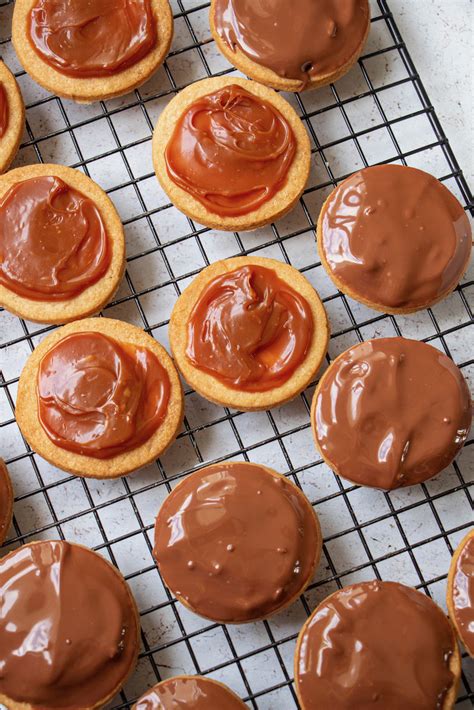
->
(186, 264), (313, 391)
(153, 462), (319, 622)
(0, 540), (138, 707)
(165, 85), (296, 216)
(213, 0), (369, 85)
(452, 534), (474, 655)
(321, 165), (471, 310)
(312, 337), (472, 489)
(28, 0), (156, 78)
(296, 581), (457, 710)
(0, 176), (110, 301)
(37, 331), (171, 458)
(0, 459), (12, 542)
(134, 676), (246, 709)
(0, 83), (8, 138)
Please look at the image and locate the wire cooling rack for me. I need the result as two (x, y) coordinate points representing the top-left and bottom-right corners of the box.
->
(0, 0), (473, 707)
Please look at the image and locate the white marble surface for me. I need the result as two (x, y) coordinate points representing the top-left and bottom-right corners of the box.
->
(391, 0), (473, 185)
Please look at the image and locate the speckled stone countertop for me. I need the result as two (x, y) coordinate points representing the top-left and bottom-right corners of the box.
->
(392, 0), (472, 185)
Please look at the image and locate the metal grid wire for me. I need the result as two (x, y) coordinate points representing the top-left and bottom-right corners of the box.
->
(0, 0), (473, 707)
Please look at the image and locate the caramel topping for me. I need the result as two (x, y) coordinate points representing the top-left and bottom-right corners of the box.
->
(321, 165), (471, 310)
(0, 459), (12, 541)
(153, 462), (319, 623)
(134, 676), (246, 709)
(0, 540), (137, 707)
(0, 83), (8, 138)
(28, 0), (156, 78)
(452, 534), (474, 655)
(186, 265), (313, 391)
(313, 338), (472, 490)
(165, 85), (296, 217)
(37, 332), (171, 458)
(0, 176), (110, 302)
(296, 581), (456, 710)
(213, 0), (369, 86)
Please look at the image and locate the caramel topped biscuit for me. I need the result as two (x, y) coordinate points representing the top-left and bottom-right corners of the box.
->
(29, 0), (157, 78)
(12, 0), (173, 102)
(0, 175), (110, 302)
(16, 318), (184, 479)
(152, 77), (311, 232)
(170, 256), (329, 411)
(165, 84), (296, 217)
(38, 331), (171, 459)
(0, 164), (125, 324)
(186, 264), (313, 392)
(0, 61), (24, 174)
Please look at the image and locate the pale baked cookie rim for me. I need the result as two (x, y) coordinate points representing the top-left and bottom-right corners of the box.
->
(15, 317), (184, 478)
(309, 337), (469, 490)
(0, 61), (25, 173)
(152, 76), (311, 231)
(293, 581), (461, 710)
(209, 1), (371, 92)
(0, 164), (126, 325)
(169, 256), (329, 411)
(12, 0), (173, 102)
(132, 675), (248, 709)
(154, 461), (322, 623)
(446, 527), (474, 657)
(0, 539), (140, 710)
(0, 458), (13, 546)
(316, 177), (473, 315)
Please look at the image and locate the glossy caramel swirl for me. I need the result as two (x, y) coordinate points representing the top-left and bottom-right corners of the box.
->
(213, 0), (369, 86)
(0, 176), (110, 301)
(153, 462), (319, 622)
(321, 165), (471, 310)
(28, 0), (156, 78)
(313, 338), (472, 489)
(165, 85), (296, 216)
(0, 83), (8, 138)
(134, 676), (246, 709)
(452, 534), (474, 656)
(296, 581), (457, 709)
(0, 540), (138, 708)
(186, 265), (313, 391)
(37, 332), (170, 458)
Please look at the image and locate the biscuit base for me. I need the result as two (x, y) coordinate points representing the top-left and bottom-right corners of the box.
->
(155, 461), (322, 624)
(316, 190), (473, 315)
(152, 76), (311, 232)
(294, 583), (461, 710)
(0, 459), (13, 546)
(132, 675), (248, 709)
(0, 164), (126, 325)
(0, 61), (25, 173)
(0, 540), (140, 710)
(169, 256), (329, 411)
(209, 2), (370, 93)
(16, 317), (184, 478)
(446, 527), (474, 657)
(12, 0), (173, 103)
